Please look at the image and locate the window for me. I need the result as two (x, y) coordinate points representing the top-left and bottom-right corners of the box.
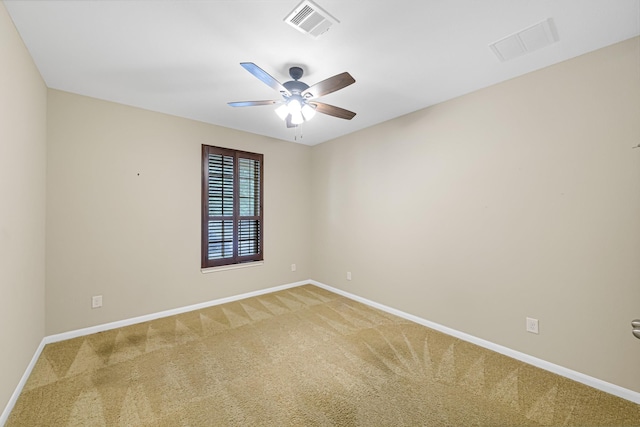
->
(201, 145), (263, 268)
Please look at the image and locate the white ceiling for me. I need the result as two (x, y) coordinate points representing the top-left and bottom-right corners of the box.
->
(5, 0), (640, 146)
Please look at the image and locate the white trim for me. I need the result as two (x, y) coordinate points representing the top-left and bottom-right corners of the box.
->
(1, 280), (307, 423)
(0, 339), (47, 425)
(4, 278), (639, 424)
(309, 279), (640, 405)
(46, 280), (307, 344)
(200, 261), (264, 274)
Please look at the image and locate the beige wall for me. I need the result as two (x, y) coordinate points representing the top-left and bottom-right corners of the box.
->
(2, 3), (639, 408)
(46, 90), (311, 334)
(0, 1), (47, 414)
(311, 37), (640, 392)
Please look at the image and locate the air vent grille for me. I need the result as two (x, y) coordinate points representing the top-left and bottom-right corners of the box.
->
(291, 5), (313, 25)
(489, 18), (559, 62)
(284, 0), (339, 39)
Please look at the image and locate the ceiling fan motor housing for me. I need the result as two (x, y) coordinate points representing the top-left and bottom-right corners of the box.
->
(283, 80), (310, 96)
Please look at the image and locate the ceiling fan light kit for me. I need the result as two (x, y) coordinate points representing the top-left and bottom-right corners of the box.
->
(276, 97), (316, 124)
(228, 62), (356, 129)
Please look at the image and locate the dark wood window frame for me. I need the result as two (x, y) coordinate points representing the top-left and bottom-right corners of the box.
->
(201, 145), (263, 268)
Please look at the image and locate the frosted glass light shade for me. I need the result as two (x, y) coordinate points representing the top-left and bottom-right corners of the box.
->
(275, 104), (289, 120)
(302, 104), (316, 120)
(274, 98), (316, 124)
(288, 99), (302, 113)
(291, 111), (304, 124)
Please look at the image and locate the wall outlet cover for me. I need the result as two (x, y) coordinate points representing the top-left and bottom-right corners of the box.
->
(526, 317), (539, 334)
(92, 295), (103, 309)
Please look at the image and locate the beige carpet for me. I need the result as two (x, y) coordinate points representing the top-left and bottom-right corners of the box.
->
(7, 284), (640, 426)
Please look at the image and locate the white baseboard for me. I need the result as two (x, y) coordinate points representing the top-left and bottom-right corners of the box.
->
(45, 280), (308, 344)
(0, 280), (307, 424)
(309, 279), (640, 405)
(0, 339), (46, 426)
(3, 278), (639, 425)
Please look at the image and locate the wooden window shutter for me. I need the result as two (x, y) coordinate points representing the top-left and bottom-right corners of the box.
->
(202, 145), (263, 268)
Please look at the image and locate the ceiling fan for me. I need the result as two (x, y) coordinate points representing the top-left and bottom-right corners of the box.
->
(228, 62), (356, 128)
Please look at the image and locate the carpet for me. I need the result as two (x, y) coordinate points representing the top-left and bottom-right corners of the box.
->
(7, 284), (640, 426)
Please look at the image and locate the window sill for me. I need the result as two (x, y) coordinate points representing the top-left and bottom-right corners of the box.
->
(201, 261), (264, 274)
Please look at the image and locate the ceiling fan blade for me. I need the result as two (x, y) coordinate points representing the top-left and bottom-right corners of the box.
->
(240, 62), (289, 95)
(228, 100), (278, 107)
(310, 102), (356, 120)
(302, 72), (355, 99)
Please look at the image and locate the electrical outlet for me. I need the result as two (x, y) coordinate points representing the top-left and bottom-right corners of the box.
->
(92, 295), (103, 309)
(291, 263), (296, 272)
(346, 271), (352, 281)
(526, 317), (539, 334)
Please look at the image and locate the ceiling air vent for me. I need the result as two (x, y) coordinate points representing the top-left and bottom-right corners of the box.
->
(284, 0), (339, 38)
(489, 18), (559, 62)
